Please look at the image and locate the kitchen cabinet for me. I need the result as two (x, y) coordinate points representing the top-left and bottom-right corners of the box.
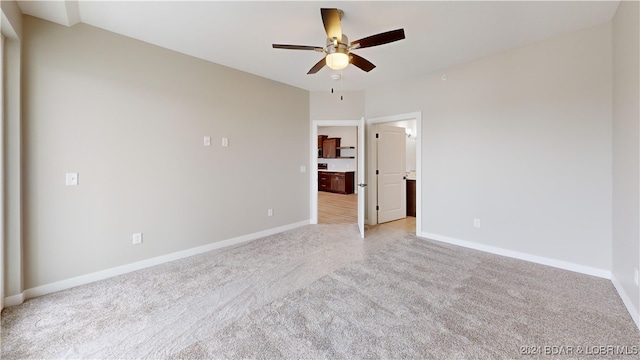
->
(318, 171), (331, 192)
(318, 135), (328, 149)
(322, 138), (341, 158)
(406, 179), (416, 217)
(318, 171), (354, 194)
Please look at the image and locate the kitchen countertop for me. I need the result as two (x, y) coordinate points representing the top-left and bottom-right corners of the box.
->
(318, 169), (356, 173)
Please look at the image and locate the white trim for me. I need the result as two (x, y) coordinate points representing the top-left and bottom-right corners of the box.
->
(3, 220), (310, 307)
(366, 112), (422, 235)
(611, 275), (640, 330)
(1, 33), (4, 311)
(310, 123), (318, 224)
(420, 232), (611, 279)
(4, 292), (24, 307)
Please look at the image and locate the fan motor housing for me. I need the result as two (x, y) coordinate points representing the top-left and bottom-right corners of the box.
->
(326, 34), (349, 54)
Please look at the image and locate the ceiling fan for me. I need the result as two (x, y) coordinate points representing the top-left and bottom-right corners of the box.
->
(272, 8), (405, 74)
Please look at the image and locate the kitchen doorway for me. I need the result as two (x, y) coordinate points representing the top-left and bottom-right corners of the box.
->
(317, 125), (358, 224)
(311, 120), (366, 237)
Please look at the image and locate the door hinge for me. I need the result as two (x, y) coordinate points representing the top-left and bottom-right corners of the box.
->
(376, 205), (379, 211)
(376, 170), (379, 175)
(376, 133), (379, 139)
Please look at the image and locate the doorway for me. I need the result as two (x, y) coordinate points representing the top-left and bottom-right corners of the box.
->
(367, 112), (422, 235)
(311, 119), (366, 237)
(317, 125), (357, 224)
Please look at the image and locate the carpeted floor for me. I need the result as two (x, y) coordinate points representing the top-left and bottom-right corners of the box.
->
(1, 224), (638, 359)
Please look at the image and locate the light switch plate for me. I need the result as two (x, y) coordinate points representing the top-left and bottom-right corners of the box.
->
(204, 136), (211, 146)
(132, 233), (143, 245)
(300, 165), (306, 173)
(66, 173), (78, 186)
(221, 137), (229, 147)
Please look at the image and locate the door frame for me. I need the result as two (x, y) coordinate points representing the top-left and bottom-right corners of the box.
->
(310, 120), (364, 229)
(366, 112), (422, 236)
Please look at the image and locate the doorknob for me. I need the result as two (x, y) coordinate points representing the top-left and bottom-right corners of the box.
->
(358, 183), (367, 187)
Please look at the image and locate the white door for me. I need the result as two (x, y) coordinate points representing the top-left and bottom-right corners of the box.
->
(377, 124), (406, 223)
(357, 118), (365, 238)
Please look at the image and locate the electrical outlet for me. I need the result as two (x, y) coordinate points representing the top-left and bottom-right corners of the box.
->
(634, 268), (639, 286)
(300, 165), (306, 173)
(132, 233), (143, 245)
(267, 208), (273, 217)
(473, 218), (481, 228)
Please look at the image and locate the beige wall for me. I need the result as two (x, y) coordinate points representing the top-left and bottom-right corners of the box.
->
(612, 0), (640, 325)
(310, 90), (364, 121)
(366, 24), (613, 272)
(21, 17), (309, 290)
(1, 0), (23, 303)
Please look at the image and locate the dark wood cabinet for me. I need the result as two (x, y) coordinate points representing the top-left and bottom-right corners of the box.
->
(318, 171), (354, 194)
(322, 138), (341, 158)
(318, 171), (331, 191)
(406, 179), (416, 217)
(318, 135), (328, 150)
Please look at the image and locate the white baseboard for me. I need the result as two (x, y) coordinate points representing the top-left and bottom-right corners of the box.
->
(420, 232), (611, 279)
(4, 292), (25, 307)
(4, 220), (310, 307)
(611, 275), (640, 330)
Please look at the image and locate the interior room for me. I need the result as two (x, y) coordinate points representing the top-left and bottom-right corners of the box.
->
(317, 126), (358, 224)
(374, 119), (417, 232)
(2, 1), (639, 358)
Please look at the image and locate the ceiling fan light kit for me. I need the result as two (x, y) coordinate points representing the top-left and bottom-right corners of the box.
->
(326, 52), (349, 70)
(272, 8), (405, 75)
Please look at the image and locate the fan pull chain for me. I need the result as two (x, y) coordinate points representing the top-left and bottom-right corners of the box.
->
(340, 71), (344, 101)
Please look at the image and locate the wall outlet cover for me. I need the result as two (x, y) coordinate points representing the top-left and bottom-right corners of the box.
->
(132, 233), (143, 245)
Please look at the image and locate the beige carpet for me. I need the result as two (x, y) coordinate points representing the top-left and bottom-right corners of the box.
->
(1, 224), (638, 359)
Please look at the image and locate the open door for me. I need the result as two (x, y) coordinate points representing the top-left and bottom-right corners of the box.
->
(377, 124), (406, 223)
(357, 118), (365, 238)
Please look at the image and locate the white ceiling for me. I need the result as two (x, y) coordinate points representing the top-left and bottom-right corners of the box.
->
(17, 1), (620, 91)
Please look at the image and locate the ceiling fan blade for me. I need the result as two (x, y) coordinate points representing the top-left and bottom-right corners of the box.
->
(307, 58), (326, 74)
(273, 44), (324, 51)
(351, 29), (405, 49)
(321, 8), (342, 41)
(350, 53), (376, 72)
